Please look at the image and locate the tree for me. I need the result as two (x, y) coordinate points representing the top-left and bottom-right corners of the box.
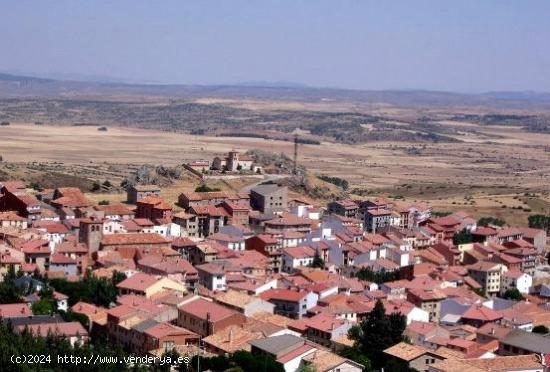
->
(0, 265), (23, 304)
(502, 288), (523, 301)
(297, 364), (317, 372)
(453, 228), (473, 245)
(355, 267), (400, 284)
(345, 300), (407, 369)
(48, 272), (118, 307)
(529, 214), (550, 232)
(478, 217), (505, 227)
(111, 270), (127, 286)
(195, 184), (221, 193)
(532, 325), (549, 334)
(0, 321), (133, 372)
(188, 351), (284, 372)
(31, 287), (56, 315)
(310, 251), (325, 268)
(91, 182), (101, 192)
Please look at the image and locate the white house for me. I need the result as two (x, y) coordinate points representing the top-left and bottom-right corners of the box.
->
(501, 270), (532, 295)
(196, 263), (227, 292)
(282, 246), (316, 272)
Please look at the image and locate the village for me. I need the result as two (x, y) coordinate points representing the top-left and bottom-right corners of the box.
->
(0, 145), (549, 372)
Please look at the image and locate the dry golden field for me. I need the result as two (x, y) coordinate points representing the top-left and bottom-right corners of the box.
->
(1, 119), (549, 225)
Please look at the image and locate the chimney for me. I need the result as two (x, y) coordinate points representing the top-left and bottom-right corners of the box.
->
(228, 328), (234, 344)
(490, 327), (495, 335)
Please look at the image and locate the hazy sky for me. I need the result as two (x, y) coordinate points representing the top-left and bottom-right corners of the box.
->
(1, 0), (549, 92)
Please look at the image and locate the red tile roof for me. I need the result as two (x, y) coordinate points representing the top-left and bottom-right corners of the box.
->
(260, 289), (308, 302)
(178, 298), (238, 322)
(116, 272), (160, 292)
(461, 304), (502, 322)
(101, 233), (170, 246)
(0, 303), (32, 317)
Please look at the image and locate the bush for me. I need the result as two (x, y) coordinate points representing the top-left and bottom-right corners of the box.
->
(478, 217), (506, 227)
(195, 184), (221, 192)
(533, 325), (549, 334)
(318, 175), (349, 190)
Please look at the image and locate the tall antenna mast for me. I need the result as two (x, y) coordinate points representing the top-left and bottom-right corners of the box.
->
(293, 133), (298, 175)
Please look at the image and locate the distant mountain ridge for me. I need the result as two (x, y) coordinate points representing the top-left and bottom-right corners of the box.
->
(1, 72), (550, 109)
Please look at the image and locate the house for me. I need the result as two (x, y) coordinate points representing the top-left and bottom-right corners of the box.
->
(0, 247), (24, 279)
(475, 322), (512, 345)
(364, 208), (398, 233)
(303, 313), (353, 348)
(404, 321), (451, 349)
(327, 200), (359, 219)
(466, 262), (507, 296)
(220, 200), (250, 226)
(94, 204), (135, 221)
(0, 190), (41, 220)
(214, 290), (275, 316)
(71, 302), (108, 332)
(100, 233), (172, 253)
(0, 211), (28, 229)
(49, 253), (78, 276)
(211, 151), (255, 172)
(431, 242), (461, 266)
(116, 272), (186, 298)
(384, 342), (446, 372)
(504, 247), (537, 276)
(249, 335), (317, 372)
(430, 355), (544, 372)
(0, 303), (32, 318)
(127, 184), (161, 204)
(500, 270), (532, 295)
(246, 234), (283, 273)
(250, 185), (288, 214)
(188, 205), (226, 238)
(517, 227), (547, 253)
(137, 255), (198, 290)
(177, 298), (246, 337)
(184, 160), (211, 174)
(260, 289), (317, 319)
(208, 232), (246, 251)
(498, 328), (550, 356)
(36, 222), (70, 250)
(282, 246), (316, 272)
(196, 263), (227, 292)
(460, 304), (502, 328)
(142, 322), (199, 353)
(20, 240), (51, 272)
(51, 187), (93, 210)
(265, 214), (313, 235)
(136, 196), (172, 222)
(301, 349), (363, 372)
(407, 289), (447, 322)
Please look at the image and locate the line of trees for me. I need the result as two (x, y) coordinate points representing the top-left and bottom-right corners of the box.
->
(48, 271), (126, 308)
(529, 214), (550, 233)
(0, 322), (136, 372)
(355, 267), (401, 284)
